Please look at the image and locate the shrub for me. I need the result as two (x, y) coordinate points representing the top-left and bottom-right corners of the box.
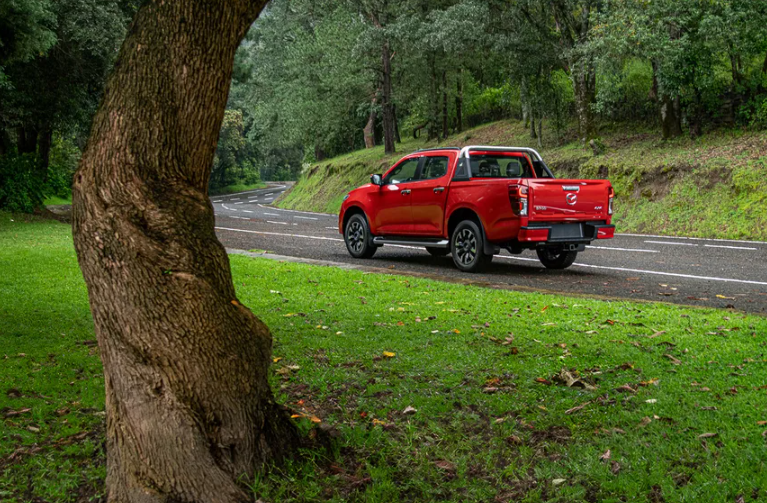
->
(0, 154), (45, 213)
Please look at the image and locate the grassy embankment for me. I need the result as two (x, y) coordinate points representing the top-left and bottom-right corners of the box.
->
(2, 214), (767, 502)
(277, 122), (767, 240)
(207, 181), (267, 196)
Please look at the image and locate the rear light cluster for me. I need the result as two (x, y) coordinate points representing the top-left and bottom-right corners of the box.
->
(509, 185), (528, 216)
(608, 186), (615, 215)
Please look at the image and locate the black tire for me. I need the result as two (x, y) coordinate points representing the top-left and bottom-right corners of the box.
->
(344, 214), (376, 259)
(425, 247), (450, 257)
(451, 220), (493, 272)
(536, 247), (577, 269)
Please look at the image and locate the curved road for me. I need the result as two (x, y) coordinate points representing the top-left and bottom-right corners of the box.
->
(213, 183), (767, 314)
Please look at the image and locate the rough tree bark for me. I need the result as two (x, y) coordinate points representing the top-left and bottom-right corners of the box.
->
(71, 2), (299, 502)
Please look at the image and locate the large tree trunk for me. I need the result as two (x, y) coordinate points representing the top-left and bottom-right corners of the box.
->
(661, 94), (683, 139)
(363, 94), (377, 149)
(17, 125), (39, 154)
(441, 70), (448, 140)
(37, 126), (53, 182)
(71, 2), (299, 502)
(572, 58), (596, 143)
(393, 104), (401, 144)
(455, 71), (463, 134)
(381, 40), (396, 155)
(427, 54), (439, 141)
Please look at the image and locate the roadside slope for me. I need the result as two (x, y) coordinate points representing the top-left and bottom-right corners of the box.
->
(276, 122), (767, 240)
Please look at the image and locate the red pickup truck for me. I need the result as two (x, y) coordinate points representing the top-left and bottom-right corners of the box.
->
(338, 146), (615, 272)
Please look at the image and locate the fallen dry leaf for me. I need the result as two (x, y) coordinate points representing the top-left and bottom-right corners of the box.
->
(552, 478), (566, 486)
(382, 351), (396, 358)
(599, 449), (611, 462)
(565, 401), (590, 415)
(554, 368), (597, 391)
(664, 354), (682, 365)
(638, 416), (652, 427)
(402, 406), (417, 415)
(698, 432), (718, 439)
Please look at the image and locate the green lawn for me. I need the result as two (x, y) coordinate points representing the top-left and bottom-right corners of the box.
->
(43, 195), (73, 206)
(2, 214), (766, 502)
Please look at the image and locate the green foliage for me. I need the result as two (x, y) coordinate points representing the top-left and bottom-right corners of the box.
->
(209, 110), (263, 190)
(0, 154), (45, 212)
(738, 95), (767, 129)
(0, 0), (57, 66)
(46, 135), (80, 199)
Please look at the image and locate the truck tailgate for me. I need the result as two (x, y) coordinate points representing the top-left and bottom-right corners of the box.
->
(528, 179), (610, 222)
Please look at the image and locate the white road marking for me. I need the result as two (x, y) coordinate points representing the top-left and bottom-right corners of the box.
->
(257, 204), (334, 217)
(295, 216), (318, 220)
(263, 212), (280, 216)
(234, 202), (244, 205)
(703, 244), (757, 251)
(216, 227), (344, 243)
(619, 233), (767, 245)
(248, 197), (259, 200)
(222, 204), (231, 210)
(645, 240), (697, 246)
(213, 200), (223, 203)
(218, 185), (287, 197)
(326, 226), (338, 230)
(587, 246), (658, 253)
(265, 193), (274, 197)
(495, 256), (767, 286)
(230, 198), (240, 201)
(266, 221), (288, 225)
(242, 210), (253, 214)
(264, 199), (273, 202)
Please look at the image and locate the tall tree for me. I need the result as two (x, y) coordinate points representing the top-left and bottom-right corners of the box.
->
(72, 1), (299, 501)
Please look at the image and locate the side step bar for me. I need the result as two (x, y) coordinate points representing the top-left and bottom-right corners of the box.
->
(372, 237), (450, 248)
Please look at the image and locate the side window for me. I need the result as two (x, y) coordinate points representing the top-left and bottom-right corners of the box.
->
(453, 157), (469, 179)
(418, 156), (449, 181)
(383, 158), (420, 185)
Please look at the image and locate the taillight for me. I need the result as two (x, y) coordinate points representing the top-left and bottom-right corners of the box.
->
(608, 186), (615, 215)
(509, 185), (529, 216)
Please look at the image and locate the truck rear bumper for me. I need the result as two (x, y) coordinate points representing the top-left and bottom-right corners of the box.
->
(518, 222), (615, 243)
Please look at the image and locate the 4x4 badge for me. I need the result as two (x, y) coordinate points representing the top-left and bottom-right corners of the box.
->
(566, 193), (577, 205)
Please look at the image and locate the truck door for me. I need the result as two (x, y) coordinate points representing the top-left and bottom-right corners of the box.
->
(410, 154), (453, 236)
(373, 157), (420, 235)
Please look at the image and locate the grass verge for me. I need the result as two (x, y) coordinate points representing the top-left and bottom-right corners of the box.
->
(209, 182), (267, 196)
(43, 195), (73, 206)
(2, 214), (766, 502)
(277, 121), (767, 240)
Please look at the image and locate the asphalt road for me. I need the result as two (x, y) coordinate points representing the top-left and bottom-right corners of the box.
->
(214, 183), (767, 314)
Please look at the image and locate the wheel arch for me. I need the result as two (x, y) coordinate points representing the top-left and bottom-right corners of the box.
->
(342, 205), (368, 230)
(447, 207), (498, 256)
(342, 205), (377, 247)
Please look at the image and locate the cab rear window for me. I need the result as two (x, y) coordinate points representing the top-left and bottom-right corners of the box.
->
(469, 154), (535, 179)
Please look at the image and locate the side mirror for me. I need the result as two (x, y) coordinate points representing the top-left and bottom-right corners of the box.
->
(370, 174), (383, 186)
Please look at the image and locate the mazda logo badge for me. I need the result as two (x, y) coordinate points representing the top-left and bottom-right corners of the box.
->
(566, 193), (577, 205)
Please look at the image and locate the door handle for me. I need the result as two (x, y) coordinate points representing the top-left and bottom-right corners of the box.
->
(433, 187), (445, 193)
(401, 189), (411, 195)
